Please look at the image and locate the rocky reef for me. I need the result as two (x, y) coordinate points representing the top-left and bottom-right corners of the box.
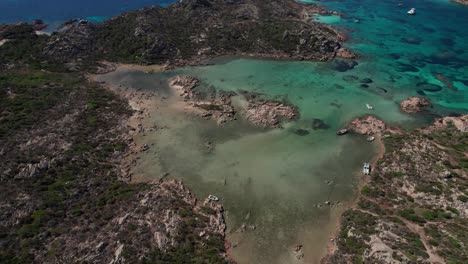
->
(38, 0), (353, 65)
(169, 75), (299, 127)
(399, 97), (432, 113)
(348, 115), (386, 135)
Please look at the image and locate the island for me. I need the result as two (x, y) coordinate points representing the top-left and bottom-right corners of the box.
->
(0, 0), (466, 263)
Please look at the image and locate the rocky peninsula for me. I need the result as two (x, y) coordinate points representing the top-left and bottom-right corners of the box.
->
(324, 114), (468, 264)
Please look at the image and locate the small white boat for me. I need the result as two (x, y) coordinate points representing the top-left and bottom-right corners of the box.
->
(366, 104), (374, 110)
(407, 8), (416, 15)
(362, 163), (371, 175)
(367, 136), (375, 142)
(208, 194), (219, 202)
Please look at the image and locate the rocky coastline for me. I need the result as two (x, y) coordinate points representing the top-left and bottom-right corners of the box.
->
(324, 115), (468, 263)
(0, 0), (356, 69)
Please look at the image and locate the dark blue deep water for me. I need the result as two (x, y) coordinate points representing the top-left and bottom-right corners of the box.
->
(0, 0), (175, 23)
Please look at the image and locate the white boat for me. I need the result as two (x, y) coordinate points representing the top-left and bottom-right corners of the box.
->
(367, 136), (375, 142)
(407, 8), (416, 15)
(208, 194), (219, 201)
(362, 163), (371, 175)
(366, 104), (374, 110)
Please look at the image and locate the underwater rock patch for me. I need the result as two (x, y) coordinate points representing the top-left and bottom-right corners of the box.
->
(389, 53), (401, 60)
(311, 119), (330, 130)
(416, 90), (426, 96)
(330, 59), (358, 72)
(400, 37), (422, 45)
(395, 62), (419, 72)
(294, 129), (310, 136)
(343, 75), (359, 82)
(440, 37), (455, 47)
(416, 82), (443, 92)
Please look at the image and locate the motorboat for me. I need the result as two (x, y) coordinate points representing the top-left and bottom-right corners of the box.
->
(367, 136), (375, 142)
(366, 104), (374, 110)
(362, 163), (371, 175)
(208, 194), (219, 202)
(336, 128), (349, 135)
(408, 8), (416, 15)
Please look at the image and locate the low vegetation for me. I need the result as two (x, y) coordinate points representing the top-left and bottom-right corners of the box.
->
(325, 124), (467, 263)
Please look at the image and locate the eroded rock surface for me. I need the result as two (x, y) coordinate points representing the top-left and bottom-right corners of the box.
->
(169, 75), (298, 127)
(399, 97), (431, 113)
(348, 115), (386, 135)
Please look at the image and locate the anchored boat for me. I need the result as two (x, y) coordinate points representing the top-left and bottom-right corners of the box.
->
(408, 8), (416, 15)
(366, 103), (374, 110)
(362, 163), (371, 175)
(336, 128), (349, 135)
(208, 194), (219, 201)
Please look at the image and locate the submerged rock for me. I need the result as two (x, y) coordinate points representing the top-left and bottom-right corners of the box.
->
(330, 59), (358, 72)
(400, 37), (422, 45)
(416, 82), (443, 92)
(294, 129), (310, 136)
(311, 118), (330, 130)
(343, 75), (359, 82)
(395, 62), (419, 72)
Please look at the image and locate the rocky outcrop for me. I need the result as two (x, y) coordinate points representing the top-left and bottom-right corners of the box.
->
(42, 0), (351, 64)
(450, 0), (468, 6)
(169, 75), (201, 100)
(246, 101), (298, 127)
(399, 97), (431, 113)
(43, 23), (97, 60)
(32, 19), (48, 31)
(430, 114), (468, 132)
(348, 115), (386, 135)
(169, 75), (298, 127)
(53, 179), (228, 263)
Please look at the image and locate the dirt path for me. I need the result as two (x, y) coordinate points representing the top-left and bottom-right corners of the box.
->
(403, 220), (445, 264)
